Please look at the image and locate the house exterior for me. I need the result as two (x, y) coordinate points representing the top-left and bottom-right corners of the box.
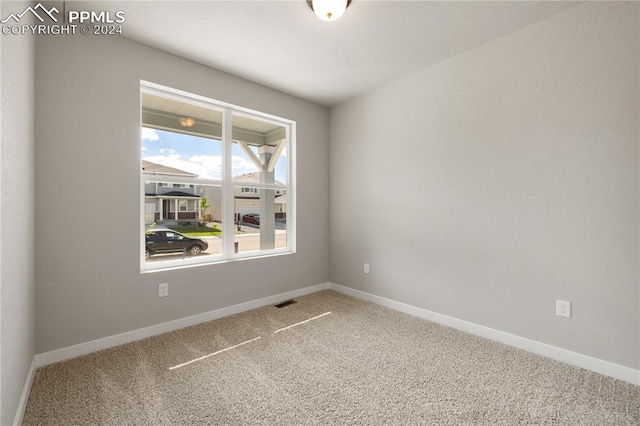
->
(143, 163), (285, 225)
(142, 160), (204, 224)
(202, 172), (287, 223)
(233, 172), (287, 220)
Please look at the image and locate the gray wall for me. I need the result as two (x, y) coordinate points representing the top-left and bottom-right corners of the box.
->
(329, 2), (639, 369)
(1, 2), (36, 423)
(34, 34), (329, 353)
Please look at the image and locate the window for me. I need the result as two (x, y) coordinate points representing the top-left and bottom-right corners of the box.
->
(141, 81), (295, 271)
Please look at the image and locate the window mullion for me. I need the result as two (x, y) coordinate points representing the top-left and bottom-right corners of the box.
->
(287, 123), (295, 252)
(222, 108), (235, 258)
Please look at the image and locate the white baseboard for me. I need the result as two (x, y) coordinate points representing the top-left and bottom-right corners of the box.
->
(13, 357), (37, 426)
(328, 283), (640, 386)
(35, 282), (331, 368)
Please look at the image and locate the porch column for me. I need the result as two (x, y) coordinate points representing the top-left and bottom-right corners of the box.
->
(259, 145), (276, 250)
(159, 198), (163, 221)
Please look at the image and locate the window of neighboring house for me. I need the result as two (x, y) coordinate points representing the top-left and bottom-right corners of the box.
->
(141, 81), (295, 272)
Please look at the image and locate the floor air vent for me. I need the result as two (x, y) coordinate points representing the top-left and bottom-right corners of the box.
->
(274, 300), (297, 308)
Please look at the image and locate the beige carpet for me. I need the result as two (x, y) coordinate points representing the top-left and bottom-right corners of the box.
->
(24, 290), (639, 425)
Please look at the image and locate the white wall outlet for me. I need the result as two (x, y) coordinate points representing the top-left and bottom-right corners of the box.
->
(556, 299), (571, 318)
(364, 263), (370, 274)
(159, 283), (169, 298)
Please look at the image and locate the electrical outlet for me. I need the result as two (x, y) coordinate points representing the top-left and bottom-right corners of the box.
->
(364, 263), (370, 274)
(556, 299), (571, 318)
(159, 283), (169, 298)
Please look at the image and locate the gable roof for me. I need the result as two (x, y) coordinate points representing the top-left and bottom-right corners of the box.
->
(233, 172), (285, 186)
(145, 191), (201, 198)
(142, 160), (198, 177)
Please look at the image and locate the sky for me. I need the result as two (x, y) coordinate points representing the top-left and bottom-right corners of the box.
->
(142, 127), (287, 183)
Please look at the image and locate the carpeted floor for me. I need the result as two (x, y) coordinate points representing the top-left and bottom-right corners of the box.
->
(23, 290), (640, 425)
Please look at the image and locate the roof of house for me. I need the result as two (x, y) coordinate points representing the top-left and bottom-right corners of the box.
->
(234, 172), (285, 185)
(142, 160), (198, 177)
(145, 191), (201, 198)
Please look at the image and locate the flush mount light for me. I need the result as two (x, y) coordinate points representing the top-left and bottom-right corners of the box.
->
(179, 117), (195, 127)
(307, 0), (352, 22)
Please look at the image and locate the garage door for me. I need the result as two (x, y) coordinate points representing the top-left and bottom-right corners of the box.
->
(145, 204), (156, 224)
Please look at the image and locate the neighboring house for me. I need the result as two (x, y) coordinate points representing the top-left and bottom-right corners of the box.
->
(143, 162), (285, 224)
(203, 172), (287, 223)
(233, 172), (287, 220)
(142, 160), (204, 224)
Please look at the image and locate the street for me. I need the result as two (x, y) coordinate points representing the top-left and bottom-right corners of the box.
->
(145, 230), (287, 262)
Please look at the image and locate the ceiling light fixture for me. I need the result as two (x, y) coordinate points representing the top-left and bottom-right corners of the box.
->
(179, 117), (195, 127)
(307, 0), (351, 22)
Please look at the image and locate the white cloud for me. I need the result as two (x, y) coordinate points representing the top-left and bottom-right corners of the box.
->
(159, 148), (176, 155)
(231, 156), (259, 176)
(187, 155), (223, 179)
(144, 154), (223, 180)
(141, 127), (160, 141)
(143, 153), (263, 181)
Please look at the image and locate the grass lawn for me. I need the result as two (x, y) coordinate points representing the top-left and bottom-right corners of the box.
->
(169, 225), (221, 237)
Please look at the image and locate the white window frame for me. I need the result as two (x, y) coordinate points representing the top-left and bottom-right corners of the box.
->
(140, 81), (296, 273)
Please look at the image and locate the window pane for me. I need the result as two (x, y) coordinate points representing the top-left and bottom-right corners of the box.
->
(142, 91), (224, 263)
(234, 188), (287, 254)
(232, 114), (287, 185)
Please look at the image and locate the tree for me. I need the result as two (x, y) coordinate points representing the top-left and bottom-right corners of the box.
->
(199, 196), (211, 222)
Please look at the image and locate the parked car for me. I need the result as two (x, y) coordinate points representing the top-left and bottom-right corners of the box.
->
(145, 229), (208, 259)
(242, 214), (260, 225)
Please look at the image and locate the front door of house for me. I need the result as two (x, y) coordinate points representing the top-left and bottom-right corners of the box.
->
(162, 199), (171, 219)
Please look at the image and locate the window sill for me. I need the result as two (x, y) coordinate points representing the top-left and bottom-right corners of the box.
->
(140, 249), (295, 274)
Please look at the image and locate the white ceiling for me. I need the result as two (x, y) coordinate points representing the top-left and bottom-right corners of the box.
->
(101, 1), (581, 106)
